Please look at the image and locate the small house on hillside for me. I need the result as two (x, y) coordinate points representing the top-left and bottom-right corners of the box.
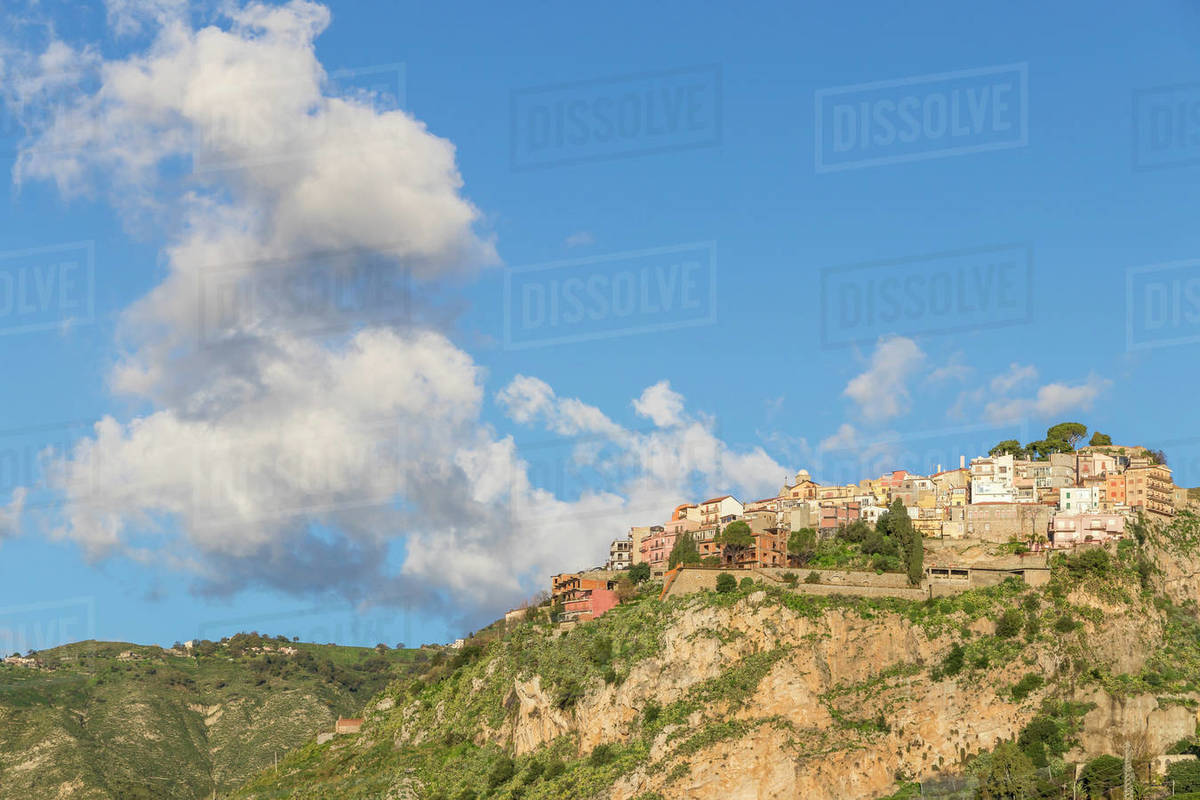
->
(335, 717), (363, 735)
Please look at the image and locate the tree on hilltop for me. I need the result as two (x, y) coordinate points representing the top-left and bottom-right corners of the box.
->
(1026, 438), (1070, 461)
(877, 499), (922, 586)
(667, 531), (701, 569)
(717, 520), (754, 565)
(1089, 431), (1112, 447)
(1046, 422), (1087, 450)
(989, 439), (1026, 458)
(787, 527), (817, 566)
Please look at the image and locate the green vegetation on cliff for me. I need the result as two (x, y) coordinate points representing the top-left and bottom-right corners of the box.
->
(229, 513), (1200, 800)
(12, 513), (1200, 800)
(0, 634), (426, 799)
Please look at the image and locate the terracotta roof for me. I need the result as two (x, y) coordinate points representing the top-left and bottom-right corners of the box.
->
(930, 467), (969, 477)
(700, 495), (733, 505)
(670, 503), (696, 521)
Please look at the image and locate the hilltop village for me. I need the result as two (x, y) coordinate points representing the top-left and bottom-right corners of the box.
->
(550, 424), (1192, 622)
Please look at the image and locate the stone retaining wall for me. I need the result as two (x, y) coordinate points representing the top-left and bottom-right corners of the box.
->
(661, 562), (1049, 602)
(663, 567), (933, 602)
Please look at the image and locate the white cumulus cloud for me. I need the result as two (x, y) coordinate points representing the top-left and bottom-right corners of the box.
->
(632, 381), (686, 428)
(5, 1), (788, 628)
(843, 336), (926, 422)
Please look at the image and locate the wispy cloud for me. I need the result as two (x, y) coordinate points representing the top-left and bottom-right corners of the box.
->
(564, 230), (594, 248)
(983, 374), (1111, 424)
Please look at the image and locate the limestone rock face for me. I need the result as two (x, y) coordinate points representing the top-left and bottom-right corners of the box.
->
(464, 589), (1197, 800)
(1072, 689), (1198, 758)
(502, 676), (573, 756)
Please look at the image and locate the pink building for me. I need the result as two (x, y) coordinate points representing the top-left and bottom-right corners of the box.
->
(1076, 451), (1117, 480)
(1049, 512), (1125, 547)
(563, 587), (618, 621)
(818, 500), (861, 535)
(640, 516), (702, 576)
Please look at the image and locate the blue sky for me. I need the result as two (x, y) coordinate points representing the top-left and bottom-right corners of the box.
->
(1, 0), (1199, 651)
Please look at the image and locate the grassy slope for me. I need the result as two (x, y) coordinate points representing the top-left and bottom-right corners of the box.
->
(0, 637), (430, 799)
(229, 513), (1200, 800)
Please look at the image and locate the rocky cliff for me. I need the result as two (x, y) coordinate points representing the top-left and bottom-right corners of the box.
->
(232, 513), (1200, 800)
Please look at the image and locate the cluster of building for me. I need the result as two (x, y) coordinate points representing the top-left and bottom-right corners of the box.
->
(548, 444), (1190, 622)
(2, 654), (39, 667)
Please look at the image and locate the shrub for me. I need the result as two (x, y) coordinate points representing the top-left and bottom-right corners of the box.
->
(522, 760), (544, 785)
(543, 758), (565, 780)
(838, 520), (872, 543)
(780, 571), (798, 586)
(715, 574), (736, 594)
(1064, 547), (1110, 578)
(628, 562), (651, 583)
(554, 679), (585, 709)
(861, 529), (895, 556)
(739, 577), (755, 590)
(1054, 614), (1078, 634)
(805, 571), (821, 584)
(973, 741), (1036, 800)
(487, 757), (515, 788)
(1018, 714), (1066, 768)
(589, 743), (616, 766)
(1079, 755), (1123, 797)
(1010, 673), (1044, 701)
(995, 609), (1023, 639)
(1168, 737), (1200, 756)
(615, 577), (637, 603)
(587, 635), (613, 668)
(642, 700), (661, 726)
(1168, 759), (1200, 793)
(938, 643), (965, 678)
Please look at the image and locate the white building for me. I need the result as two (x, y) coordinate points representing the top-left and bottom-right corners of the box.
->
(971, 479), (1015, 503)
(1060, 486), (1100, 513)
(698, 495), (744, 527)
(860, 504), (887, 525)
(970, 455), (1016, 502)
(605, 536), (634, 570)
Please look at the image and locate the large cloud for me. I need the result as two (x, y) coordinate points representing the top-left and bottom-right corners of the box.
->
(5, 1), (785, 627)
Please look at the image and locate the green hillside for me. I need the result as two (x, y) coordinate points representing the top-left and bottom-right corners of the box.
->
(226, 513), (1200, 800)
(0, 633), (436, 799)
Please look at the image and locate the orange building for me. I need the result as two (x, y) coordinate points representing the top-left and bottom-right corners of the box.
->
(1105, 474), (1126, 507)
(1125, 464), (1174, 517)
(550, 572), (581, 604)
